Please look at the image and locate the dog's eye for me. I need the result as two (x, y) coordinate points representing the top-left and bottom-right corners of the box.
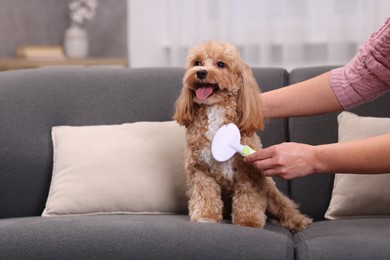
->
(216, 61), (226, 68)
(194, 60), (202, 66)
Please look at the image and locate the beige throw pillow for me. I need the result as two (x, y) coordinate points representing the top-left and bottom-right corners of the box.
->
(325, 111), (390, 219)
(42, 121), (188, 216)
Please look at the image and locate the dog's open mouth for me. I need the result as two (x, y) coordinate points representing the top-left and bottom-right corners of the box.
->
(195, 84), (219, 100)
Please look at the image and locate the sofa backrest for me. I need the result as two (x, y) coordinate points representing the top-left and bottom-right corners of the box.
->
(288, 66), (390, 221)
(0, 67), (288, 219)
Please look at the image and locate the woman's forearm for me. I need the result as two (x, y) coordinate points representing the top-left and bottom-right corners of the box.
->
(313, 133), (390, 174)
(261, 72), (343, 119)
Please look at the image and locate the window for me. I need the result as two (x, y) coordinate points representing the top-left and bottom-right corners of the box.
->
(128, 0), (390, 70)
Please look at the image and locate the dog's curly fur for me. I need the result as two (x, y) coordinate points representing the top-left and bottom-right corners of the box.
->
(174, 40), (311, 232)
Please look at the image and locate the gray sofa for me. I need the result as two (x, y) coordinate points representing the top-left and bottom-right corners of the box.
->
(0, 67), (389, 259)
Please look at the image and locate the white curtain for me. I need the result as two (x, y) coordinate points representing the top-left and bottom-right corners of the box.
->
(128, 0), (390, 70)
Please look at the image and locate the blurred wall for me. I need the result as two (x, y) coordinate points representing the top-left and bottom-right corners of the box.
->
(0, 0), (127, 58)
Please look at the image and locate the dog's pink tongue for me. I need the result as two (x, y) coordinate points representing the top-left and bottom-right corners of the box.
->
(196, 86), (214, 100)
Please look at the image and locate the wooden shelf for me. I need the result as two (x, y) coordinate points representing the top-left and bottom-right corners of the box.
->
(0, 58), (128, 71)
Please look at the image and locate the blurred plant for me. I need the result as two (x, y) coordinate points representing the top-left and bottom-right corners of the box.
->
(69, 0), (98, 26)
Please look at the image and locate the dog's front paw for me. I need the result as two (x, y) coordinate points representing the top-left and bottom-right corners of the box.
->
(232, 213), (267, 228)
(195, 218), (219, 224)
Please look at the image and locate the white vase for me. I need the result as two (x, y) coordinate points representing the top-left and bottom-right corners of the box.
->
(64, 24), (89, 58)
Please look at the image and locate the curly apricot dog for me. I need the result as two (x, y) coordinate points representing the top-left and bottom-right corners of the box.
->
(174, 40), (311, 232)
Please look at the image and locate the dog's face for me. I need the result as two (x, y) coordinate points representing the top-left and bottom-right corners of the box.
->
(174, 40), (264, 134)
(183, 41), (243, 105)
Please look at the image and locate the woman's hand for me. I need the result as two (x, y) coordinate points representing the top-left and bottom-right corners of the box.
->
(244, 142), (317, 179)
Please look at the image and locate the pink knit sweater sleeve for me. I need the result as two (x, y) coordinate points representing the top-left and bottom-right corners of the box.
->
(330, 15), (390, 109)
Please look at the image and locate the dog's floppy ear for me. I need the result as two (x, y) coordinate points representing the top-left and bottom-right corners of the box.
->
(173, 83), (195, 127)
(236, 63), (264, 134)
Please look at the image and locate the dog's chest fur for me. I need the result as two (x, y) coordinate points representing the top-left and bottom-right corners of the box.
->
(197, 106), (235, 180)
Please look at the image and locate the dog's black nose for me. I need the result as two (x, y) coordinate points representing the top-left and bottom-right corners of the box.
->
(196, 70), (208, 80)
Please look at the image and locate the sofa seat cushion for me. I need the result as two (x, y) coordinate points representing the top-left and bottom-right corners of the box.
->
(0, 215), (294, 260)
(294, 218), (390, 260)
